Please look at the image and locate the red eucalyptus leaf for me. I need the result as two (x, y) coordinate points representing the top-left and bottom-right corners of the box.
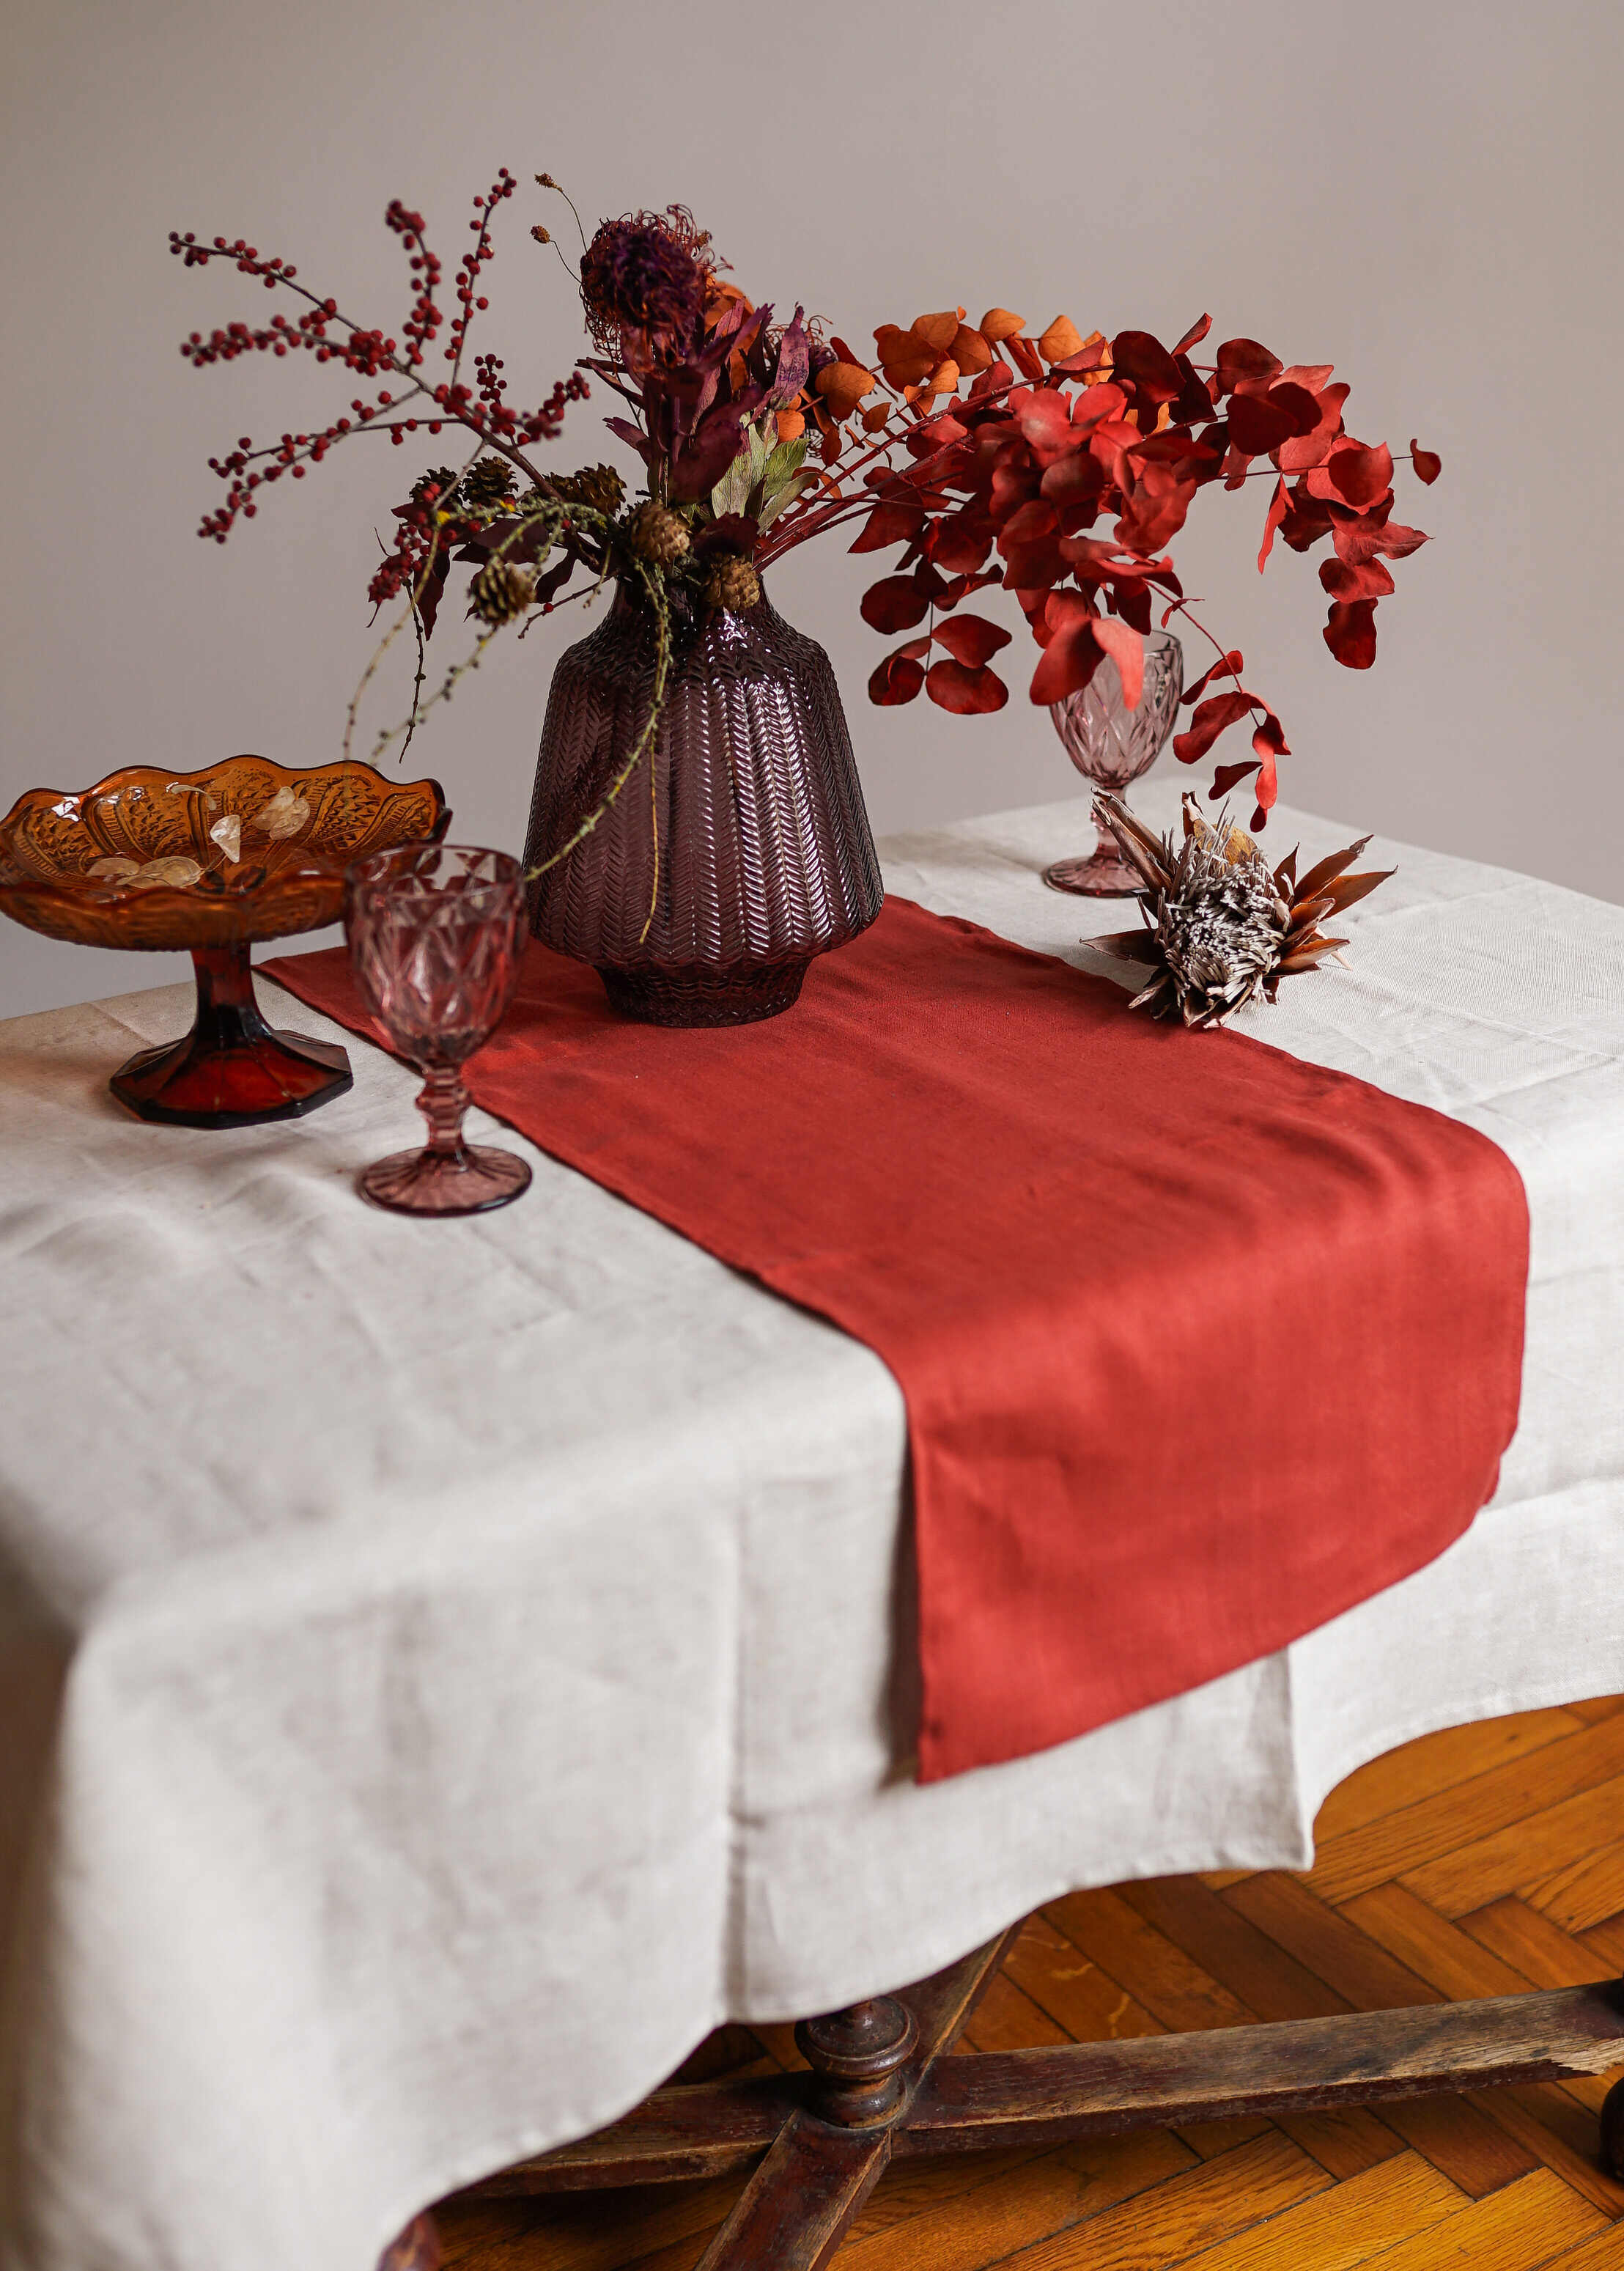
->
(1000, 535), (1068, 590)
(1029, 595), (1102, 704)
(1319, 555), (1395, 602)
(868, 650), (925, 705)
(850, 501), (926, 555)
(1071, 382), (1128, 430)
(1109, 329), (1183, 402)
(930, 614), (1012, 668)
(1370, 518), (1429, 560)
(1410, 438), (1442, 484)
(1324, 597), (1378, 668)
(1091, 616), (1144, 705)
(926, 658), (1008, 713)
(1173, 689), (1253, 763)
(934, 517), (995, 575)
(1258, 476), (1289, 572)
(1326, 440), (1394, 509)
(997, 498), (1061, 548)
(1215, 337), (1282, 392)
(1182, 649), (1245, 705)
(1227, 385), (1318, 457)
(1005, 335), (1045, 383)
(1172, 312), (1213, 356)
(1210, 758), (1262, 798)
(1040, 452), (1107, 507)
(860, 575), (930, 633)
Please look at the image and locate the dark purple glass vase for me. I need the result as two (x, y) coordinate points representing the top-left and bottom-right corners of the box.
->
(522, 584), (883, 1026)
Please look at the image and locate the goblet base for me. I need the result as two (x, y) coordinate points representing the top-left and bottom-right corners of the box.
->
(358, 1142), (532, 1218)
(1042, 850), (1145, 898)
(597, 958), (808, 1026)
(110, 943), (353, 1128)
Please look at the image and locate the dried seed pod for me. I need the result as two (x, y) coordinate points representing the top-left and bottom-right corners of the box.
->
(130, 856), (204, 890)
(252, 786), (311, 839)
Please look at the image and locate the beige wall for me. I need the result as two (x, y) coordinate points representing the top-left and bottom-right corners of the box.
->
(2, 0), (1619, 1015)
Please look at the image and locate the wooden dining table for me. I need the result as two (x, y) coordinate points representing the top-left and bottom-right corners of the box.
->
(1, 780), (1622, 2271)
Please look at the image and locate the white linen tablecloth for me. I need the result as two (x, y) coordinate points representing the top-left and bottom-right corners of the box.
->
(1, 780), (1621, 2271)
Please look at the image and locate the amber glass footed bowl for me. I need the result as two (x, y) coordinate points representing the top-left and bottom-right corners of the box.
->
(0, 755), (447, 1128)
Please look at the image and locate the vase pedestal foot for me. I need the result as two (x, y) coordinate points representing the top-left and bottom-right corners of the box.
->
(597, 958), (809, 1027)
(109, 942), (353, 1129)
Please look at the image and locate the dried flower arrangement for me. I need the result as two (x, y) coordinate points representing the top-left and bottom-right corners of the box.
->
(1089, 792), (1392, 1027)
(171, 169), (1439, 855)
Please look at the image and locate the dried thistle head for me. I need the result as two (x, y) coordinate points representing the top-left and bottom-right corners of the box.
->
(578, 208), (712, 364)
(1089, 792), (1392, 1028)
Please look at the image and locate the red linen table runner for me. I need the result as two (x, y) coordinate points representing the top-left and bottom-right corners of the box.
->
(266, 899), (1528, 1781)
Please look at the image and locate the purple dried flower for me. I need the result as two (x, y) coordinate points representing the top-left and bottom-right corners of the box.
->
(579, 208), (709, 363)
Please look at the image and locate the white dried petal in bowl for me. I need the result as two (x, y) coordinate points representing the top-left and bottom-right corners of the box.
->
(210, 814), (243, 863)
(252, 786), (311, 840)
(129, 857), (203, 890)
(87, 856), (140, 882)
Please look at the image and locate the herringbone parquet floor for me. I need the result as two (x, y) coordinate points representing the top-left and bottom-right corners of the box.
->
(438, 1693), (1624, 2271)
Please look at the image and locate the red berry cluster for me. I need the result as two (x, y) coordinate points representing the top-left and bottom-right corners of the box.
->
(171, 169), (587, 556)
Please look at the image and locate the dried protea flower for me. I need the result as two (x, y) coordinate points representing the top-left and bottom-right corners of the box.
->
(625, 501), (690, 565)
(578, 209), (709, 362)
(469, 559), (536, 626)
(550, 463), (627, 515)
(704, 556), (761, 611)
(1089, 792), (1392, 1028)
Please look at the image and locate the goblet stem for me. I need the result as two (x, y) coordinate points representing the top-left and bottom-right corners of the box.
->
(416, 1064), (472, 1157)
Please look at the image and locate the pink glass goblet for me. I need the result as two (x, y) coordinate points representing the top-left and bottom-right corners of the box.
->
(344, 844), (533, 1217)
(1042, 629), (1184, 895)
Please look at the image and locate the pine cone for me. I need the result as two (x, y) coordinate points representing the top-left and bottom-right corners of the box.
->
(469, 559), (536, 627)
(626, 501), (691, 565)
(553, 463), (626, 515)
(1089, 792), (1393, 1028)
(703, 555), (761, 611)
(460, 457), (517, 511)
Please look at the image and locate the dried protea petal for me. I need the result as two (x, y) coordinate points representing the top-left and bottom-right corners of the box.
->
(1092, 800), (1391, 1026)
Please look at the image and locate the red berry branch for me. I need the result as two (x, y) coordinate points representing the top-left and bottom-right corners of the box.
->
(171, 169), (586, 551)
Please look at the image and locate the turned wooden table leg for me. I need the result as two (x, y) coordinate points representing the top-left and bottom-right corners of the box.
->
(796, 1997), (918, 2127)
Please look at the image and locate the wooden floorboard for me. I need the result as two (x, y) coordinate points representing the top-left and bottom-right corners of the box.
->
(435, 1693), (1624, 2270)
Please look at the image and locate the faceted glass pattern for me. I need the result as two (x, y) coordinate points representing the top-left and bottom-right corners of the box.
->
(0, 754), (447, 1128)
(523, 586), (883, 1026)
(1044, 630), (1184, 896)
(344, 844), (532, 1216)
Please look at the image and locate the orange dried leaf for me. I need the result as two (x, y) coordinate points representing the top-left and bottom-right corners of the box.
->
(1038, 315), (1084, 364)
(926, 358), (960, 395)
(816, 361), (876, 420)
(911, 310), (961, 354)
(775, 409), (805, 443)
(978, 308), (1025, 344)
(951, 323), (993, 375)
(861, 401), (893, 433)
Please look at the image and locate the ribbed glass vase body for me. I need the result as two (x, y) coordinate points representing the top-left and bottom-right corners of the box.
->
(523, 587), (882, 1024)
